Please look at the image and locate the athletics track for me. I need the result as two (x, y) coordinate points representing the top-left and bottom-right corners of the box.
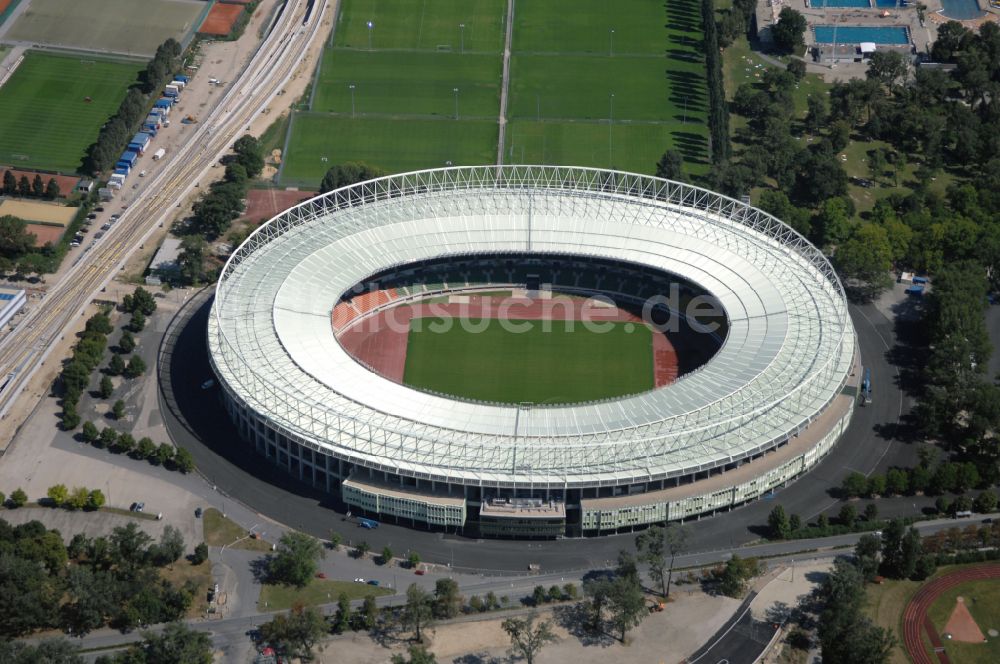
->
(901, 563), (1000, 664)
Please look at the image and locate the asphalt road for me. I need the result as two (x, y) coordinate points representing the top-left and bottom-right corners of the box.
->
(157, 287), (921, 572)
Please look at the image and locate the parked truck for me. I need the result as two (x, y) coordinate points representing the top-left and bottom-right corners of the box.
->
(860, 367), (872, 406)
(152, 148), (166, 161)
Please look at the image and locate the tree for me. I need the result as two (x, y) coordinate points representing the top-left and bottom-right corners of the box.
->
(772, 7), (808, 53)
(636, 523), (689, 598)
(768, 505), (792, 539)
(97, 375), (114, 399)
(864, 503), (879, 523)
(789, 513), (802, 532)
(61, 404), (81, 431)
(975, 490), (997, 513)
(129, 311), (146, 333)
(192, 542), (209, 565)
(867, 474), (887, 498)
(403, 583), (434, 642)
(124, 621), (213, 664)
(787, 59), (807, 81)
(97, 427), (117, 449)
(47, 484), (69, 507)
(854, 533), (882, 581)
(18, 175), (30, 197)
(360, 594), (379, 630)
(502, 611), (558, 664)
(155, 443), (173, 466)
(355, 540), (371, 559)
(118, 331), (135, 354)
(532, 585), (548, 607)
(836, 224), (893, 299)
(125, 355), (146, 379)
(233, 135), (265, 178)
(719, 555), (755, 598)
(269, 532), (325, 587)
(135, 437), (156, 459)
(0, 637), (82, 662)
(868, 148), (889, 185)
(116, 432), (135, 455)
(172, 447), (195, 473)
(655, 150), (684, 181)
(82, 420), (100, 443)
(112, 399), (125, 420)
(381, 545), (393, 566)
(819, 558), (896, 664)
(839, 504), (857, 527)
(886, 469), (909, 495)
(177, 235), (206, 285)
(108, 354), (125, 376)
(2, 170), (15, 195)
(44, 178), (59, 200)
(87, 489), (105, 511)
(391, 645), (438, 664)
(9, 487), (27, 507)
(321, 161), (387, 193)
(31, 174), (44, 198)
(434, 578), (462, 619)
(0, 215), (37, 261)
(408, 551), (421, 569)
(152, 525), (185, 566)
(111, 522), (153, 569)
(334, 593), (351, 633)
(605, 575), (647, 641)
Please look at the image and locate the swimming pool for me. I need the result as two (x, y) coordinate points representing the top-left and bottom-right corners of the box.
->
(810, 0), (907, 7)
(813, 25), (910, 44)
(939, 0), (984, 20)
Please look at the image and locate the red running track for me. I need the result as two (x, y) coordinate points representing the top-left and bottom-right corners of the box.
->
(335, 297), (679, 387)
(901, 563), (1000, 664)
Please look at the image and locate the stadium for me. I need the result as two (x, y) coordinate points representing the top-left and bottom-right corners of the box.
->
(208, 166), (859, 538)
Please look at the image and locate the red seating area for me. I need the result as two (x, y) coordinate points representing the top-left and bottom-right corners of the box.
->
(331, 303), (359, 330)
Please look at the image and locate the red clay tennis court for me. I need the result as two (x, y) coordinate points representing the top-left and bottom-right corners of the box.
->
(199, 3), (244, 36)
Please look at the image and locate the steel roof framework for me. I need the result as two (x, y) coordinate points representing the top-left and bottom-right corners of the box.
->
(209, 166), (854, 488)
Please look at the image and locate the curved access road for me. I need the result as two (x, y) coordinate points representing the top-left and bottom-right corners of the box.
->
(0, 0), (330, 430)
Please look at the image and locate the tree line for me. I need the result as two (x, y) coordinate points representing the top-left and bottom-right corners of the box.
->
(0, 518), (193, 638)
(2, 171), (60, 200)
(700, 0), (730, 166)
(84, 39), (181, 174)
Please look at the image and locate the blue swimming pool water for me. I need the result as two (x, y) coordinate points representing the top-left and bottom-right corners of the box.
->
(813, 25), (910, 44)
(940, 0), (985, 20)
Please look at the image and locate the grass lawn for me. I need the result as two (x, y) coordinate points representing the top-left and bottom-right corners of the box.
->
(865, 575), (925, 664)
(333, 0), (506, 52)
(513, 0), (669, 55)
(0, 51), (139, 172)
(161, 560), (213, 618)
(314, 50), (501, 118)
(509, 55), (696, 122)
(6, 0), (204, 56)
(926, 578), (1000, 664)
(280, 115), (497, 184)
(504, 119), (706, 175)
(403, 318), (654, 404)
(259, 578), (391, 611)
(202, 508), (272, 552)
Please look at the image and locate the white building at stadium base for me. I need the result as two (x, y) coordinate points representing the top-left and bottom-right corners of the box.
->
(208, 166), (859, 538)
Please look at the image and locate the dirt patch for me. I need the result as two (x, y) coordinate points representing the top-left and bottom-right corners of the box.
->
(943, 597), (986, 643)
(240, 188), (313, 224)
(199, 3), (244, 36)
(24, 223), (65, 246)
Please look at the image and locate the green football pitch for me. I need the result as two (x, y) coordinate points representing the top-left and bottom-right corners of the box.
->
(0, 52), (139, 173)
(403, 318), (654, 404)
(281, 0), (710, 184)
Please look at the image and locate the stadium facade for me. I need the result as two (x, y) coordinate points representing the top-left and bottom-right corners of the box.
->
(208, 166), (859, 538)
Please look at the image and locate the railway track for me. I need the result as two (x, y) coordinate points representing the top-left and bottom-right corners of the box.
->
(0, 0), (329, 431)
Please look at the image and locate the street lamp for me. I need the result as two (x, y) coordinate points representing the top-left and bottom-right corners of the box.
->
(460, 23), (465, 54)
(349, 84), (356, 117)
(453, 87), (459, 119)
(609, 92), (615, 166)
(367, 20), (374, 51)
(610, 28), (615, 56)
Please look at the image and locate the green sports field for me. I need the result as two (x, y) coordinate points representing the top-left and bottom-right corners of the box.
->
(281, 0), (710, 184)
(282, 115), (497, 183)
(926, 578), (1000, 664)
(403, 318), (654, 404)
(0, 51), (140, 172)
(333, 0), (506, 52)
(6, 0), (205, 56)
(313, 50), (501, 117)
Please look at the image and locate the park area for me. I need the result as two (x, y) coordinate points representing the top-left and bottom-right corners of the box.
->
(0, 51), (139, 173)
(280, 0), (709, 184)
(402, 318), (654, 404)
(5, 0), (206, 56)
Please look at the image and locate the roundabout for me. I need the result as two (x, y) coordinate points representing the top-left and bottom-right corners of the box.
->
(207, 166), (857, 538)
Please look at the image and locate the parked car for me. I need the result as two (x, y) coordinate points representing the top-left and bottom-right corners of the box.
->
(95, 206), (105, 212)
(87, 213), (97, 220)
(130, 502), (145, 512)
(367, 580), (380, 586)
(201, 379), (215, 390)
(353, 577), (365, 583)
(194, 507), (203, 518)
(101, 223), (111, 230)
